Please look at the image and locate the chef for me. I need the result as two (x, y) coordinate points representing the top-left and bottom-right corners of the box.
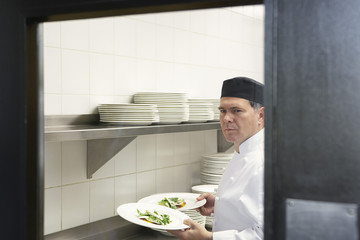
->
(169, 77), (265, 240)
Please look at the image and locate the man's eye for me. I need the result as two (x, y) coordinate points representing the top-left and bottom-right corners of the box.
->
(232, 109), (241, 113)
(219, 109), (226, 113)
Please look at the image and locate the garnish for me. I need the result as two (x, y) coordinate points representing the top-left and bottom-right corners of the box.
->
(158, 197), (186, 209)
(137, 209), (171, 225)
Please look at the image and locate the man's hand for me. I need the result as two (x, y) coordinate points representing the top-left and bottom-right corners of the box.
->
(196, 192), (215, 216)
(167, 219), (212, 240)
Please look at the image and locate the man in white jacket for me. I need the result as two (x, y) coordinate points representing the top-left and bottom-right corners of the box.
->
(169, 77), (265, 240)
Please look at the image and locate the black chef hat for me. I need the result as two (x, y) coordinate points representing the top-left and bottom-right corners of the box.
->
(221, 77), (264, 105)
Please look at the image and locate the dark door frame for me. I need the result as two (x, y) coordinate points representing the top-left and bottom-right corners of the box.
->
(15, 0), (266, 239)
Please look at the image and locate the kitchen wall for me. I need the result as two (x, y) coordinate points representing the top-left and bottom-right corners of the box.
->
(43, 5), (264, 235)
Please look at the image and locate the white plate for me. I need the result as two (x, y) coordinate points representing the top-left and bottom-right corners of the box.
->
(202, 153), (234, 159)
(99, 103), (157, 107)
(134, 92), (187, 95)
(98, 108), (157, 112)
(117, 203), (190, 230)
(156, 121), (183, 125)
(191, 184), (218, 194)
(184, 120), (208, 123)
(138, 192), (206, 211)
(100, 116), (159, 120)
(100, 120), (154, 125)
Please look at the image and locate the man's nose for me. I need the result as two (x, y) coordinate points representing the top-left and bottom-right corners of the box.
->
(223, 112), (233, 122)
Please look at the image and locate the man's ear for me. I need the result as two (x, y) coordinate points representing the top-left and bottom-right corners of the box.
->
(258, 107), (265, 125)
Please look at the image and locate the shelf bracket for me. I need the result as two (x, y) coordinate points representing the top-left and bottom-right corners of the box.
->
(87, 136), (137, 178)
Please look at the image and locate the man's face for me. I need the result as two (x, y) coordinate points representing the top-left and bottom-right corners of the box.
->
(219, 97), (264, 148)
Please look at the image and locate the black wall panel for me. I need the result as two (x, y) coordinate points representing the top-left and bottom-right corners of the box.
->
(0, 0), (27, 239)
(265, 0), (360, 239)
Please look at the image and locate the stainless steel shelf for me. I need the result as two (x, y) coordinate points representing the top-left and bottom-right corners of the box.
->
(44, 115), (230, 178)
(45, 121), (221, 142)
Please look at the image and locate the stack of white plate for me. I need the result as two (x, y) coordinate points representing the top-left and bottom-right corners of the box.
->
(184, 209), (206, 225)
(199, 153), (232, 229)
(186, 99), (214, 123)
(209, 99), (220, 121)
(155, 209), (205, 237)
(134, 92), (189, 124)
(98, 103), (159, 125)
(200, 153), (233, 185)
(187, 98), (220, 121)
(191, 184), (218, 229)
(155, 104), (189, 124)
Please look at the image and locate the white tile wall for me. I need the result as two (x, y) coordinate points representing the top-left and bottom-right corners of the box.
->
(190, 131), (206, 162)
(156, 134), (174, 168)
(136, 135), (156, 172)
(43, 5), (264, 235)
(115, 174), (137, 208)
(44, 48), (61, 94)
(156, 168), (174, 193)
(44, 187), (61, 233)
(43, 6), (264, 115)
(173, 132), (190, 165)
(62, 182), (90, 230)
(44, 94), (62, 115)
(61, 50), (89, 95)
(45, 142), (61, 188)
(44, 22), (60, 47)
(114, 140), (137, 175)
(90, 178), (115, 222)
(89, 53), (115, 95)
(61, 141), (87, 185)
(61, 20), (89, 51)
(136, 170), (156, 200)
(114, 58), (136, 95)
(89, 18), (114, 54)
(172, 164), (193, 192)
(62, 95), (91, 114)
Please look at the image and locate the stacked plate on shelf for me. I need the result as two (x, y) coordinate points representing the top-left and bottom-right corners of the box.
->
(200, 153), (233, 185)
(186, 99), (215, 123)
(155, 103), (189, 124)
(133, 92), (189, 124)
(98, 103), (159, 125)
(209, 99), (220, 121)
(188, 98), (220, 121)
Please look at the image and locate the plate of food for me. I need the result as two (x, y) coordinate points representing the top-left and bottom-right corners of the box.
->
(117, 203), (190, 230)
(138, 192), (206, 211)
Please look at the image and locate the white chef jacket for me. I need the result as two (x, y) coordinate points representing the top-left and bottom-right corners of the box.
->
(212, 129), (264, 240)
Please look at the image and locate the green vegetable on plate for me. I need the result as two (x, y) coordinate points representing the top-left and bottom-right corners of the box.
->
(137, 209), (171, 225)
(158, 197), (186, 209)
